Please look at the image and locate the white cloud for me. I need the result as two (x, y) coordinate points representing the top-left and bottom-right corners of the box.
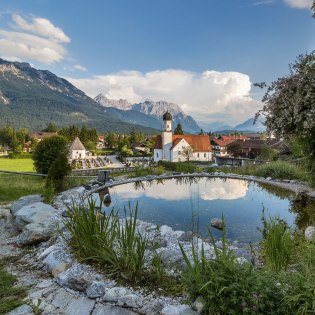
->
(68, 69), (260, 125)
(108, 178), (248, 201)
(0, 14), (70, 64)
(251, 1), (274, 6)
(283, 0), (313, 9)
(73, 64), (87, 72)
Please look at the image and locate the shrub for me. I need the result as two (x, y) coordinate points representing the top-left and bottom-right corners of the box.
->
(158, 161), (196, 173)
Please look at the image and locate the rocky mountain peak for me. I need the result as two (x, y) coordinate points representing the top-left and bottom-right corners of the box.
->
(94, 94), (133, 110)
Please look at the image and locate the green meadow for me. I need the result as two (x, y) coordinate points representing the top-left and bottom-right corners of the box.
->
(0, 157), (35, 172)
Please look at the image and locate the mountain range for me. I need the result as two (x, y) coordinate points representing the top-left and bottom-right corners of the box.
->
(0, 58), (158, 133)
(0, 57), (265, 134)
(94, 95), (201, 133)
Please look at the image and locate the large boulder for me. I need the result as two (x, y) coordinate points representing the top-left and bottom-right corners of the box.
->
(11, 194), (43, 216)
(14, 202), (56, 230)
(16, 221), (58, 245)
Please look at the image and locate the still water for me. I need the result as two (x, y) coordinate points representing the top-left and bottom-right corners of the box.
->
(95, 177), (315, 243)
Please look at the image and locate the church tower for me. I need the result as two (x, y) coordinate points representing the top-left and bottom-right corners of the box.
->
(162, 111), (173, 160)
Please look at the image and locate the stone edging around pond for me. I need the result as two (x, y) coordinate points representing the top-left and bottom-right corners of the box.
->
(8, 172), (315, 315)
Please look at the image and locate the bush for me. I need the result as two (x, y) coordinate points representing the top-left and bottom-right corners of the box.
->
(32, 135), (68, 174)
(158, 161), (196, 173)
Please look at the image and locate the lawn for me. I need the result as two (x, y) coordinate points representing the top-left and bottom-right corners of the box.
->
(0, 157), (35, 172)
(0, 173), (45, 203)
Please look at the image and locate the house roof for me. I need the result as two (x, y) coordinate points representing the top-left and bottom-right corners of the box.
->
(154, 134), (211, 152)
(30, 132), (57, 140)
(219, 135), (249, 141)
(211, 139), (238, 147)
(69, 137), (86, 151)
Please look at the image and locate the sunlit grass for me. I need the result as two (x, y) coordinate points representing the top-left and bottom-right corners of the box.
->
(0, 157), (35, 172)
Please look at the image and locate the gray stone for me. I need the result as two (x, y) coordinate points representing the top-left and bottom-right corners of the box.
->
(161, 305), (199, 315)
(42, 251), (65, 272)
(210, 218), (224, 230)
(159, 248), (184, 267)
(178, 230), (193, 241)
(160, 225), (174, 237)
(117, 294), (143, 308)
(38, 245), (57, 260)
(16, 220), (58, 245)
(64, 296), (95, 315)
(86, 281), (107, 298)
(139, 301), (164, 315)
(51, 289), (74, 308)
(266, 177), (272, 181)
(193, 296), (205, 313)
(305, 226), (315, 242)
(11, 194), (43, 215)
(103, 287), (131, 303)
(92, 304), (137, 315)
(57, 270), (90, 292)
(15, 202), (55, 230)
(7, 304), (35, 315)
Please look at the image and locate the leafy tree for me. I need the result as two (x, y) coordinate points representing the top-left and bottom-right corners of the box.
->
(259, 144), (279, 161)
(42, 122), (58, 132)
(33, 135), (68, 174)
(256, 51), (315, 183)
(174, 123), (184, 135)
(227, 141), (244, 157)
(199, 129), (205, 135)
(182, 146), (194, 161)
(46, 153), (72, 191)
(106, 132), (117, 149)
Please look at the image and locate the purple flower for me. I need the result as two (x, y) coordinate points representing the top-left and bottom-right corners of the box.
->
(252, 293), (258, 300)
(253, 305), (258, 312)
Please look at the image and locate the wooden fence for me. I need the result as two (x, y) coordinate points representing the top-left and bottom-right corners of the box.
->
(71, 166), (137, 176)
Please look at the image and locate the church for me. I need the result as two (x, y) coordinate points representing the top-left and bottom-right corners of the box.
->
(154, 112), (212, 162)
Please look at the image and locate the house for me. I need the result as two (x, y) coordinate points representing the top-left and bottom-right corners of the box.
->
(30, 132), (57, 142)
(211, 138), (238, 157)
(69, 137), (86, 160)
(154, 112), (212, 162)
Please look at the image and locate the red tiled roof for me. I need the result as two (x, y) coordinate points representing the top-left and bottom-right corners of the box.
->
(220, 135), (249, 141)
(154, 134), (211, 152)
(30, 132), (57, 140)
(212, 139), (238, 147)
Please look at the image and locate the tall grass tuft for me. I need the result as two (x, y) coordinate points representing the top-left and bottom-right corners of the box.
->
(261, 215), (293, 272)
(64, 198), (147, 280)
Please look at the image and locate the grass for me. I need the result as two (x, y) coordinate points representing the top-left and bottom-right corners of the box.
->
(213, 160), (309, 182)
(0, 257), (27, 314)
(0, 157), (35, 172)
(0, 173), (45, 203)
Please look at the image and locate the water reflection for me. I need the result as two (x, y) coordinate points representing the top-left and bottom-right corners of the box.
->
(95, 177), (315, 243)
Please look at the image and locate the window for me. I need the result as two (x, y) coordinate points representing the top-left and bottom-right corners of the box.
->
(197, 153), (199, 158)
(178, 151), (181, 155)
(204, 153), (206, 158)
(156, 152), (159, 158)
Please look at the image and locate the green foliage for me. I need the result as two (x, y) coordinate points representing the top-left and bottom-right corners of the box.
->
(174, 123), (184, 135)
(0, 258), (27, 314)
(32, 135), (68, 174)
(42, 122), (58, 132)
(158, 160), (196, 173)
(261, 215), (293, 272)
(258, 144), (279, 161)
(46, 153), (72, 192)
(65, 199), (147, 281)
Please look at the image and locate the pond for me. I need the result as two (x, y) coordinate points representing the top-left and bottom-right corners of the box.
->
(94, 177), (315, 243)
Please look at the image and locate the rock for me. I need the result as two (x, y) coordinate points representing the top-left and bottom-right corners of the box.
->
(210, 218), (225, 230)
(57, 269), (90, 292)
(178, 230), (193, 241)
(7, 304), (35, 315)
(43, 251), (66, 272)
(139, 301), (164, 315)
(17, 220), (58, 245)
(161, 305), (199, 315)
(160, 225), (174, 237)
(92, 304), (137, 315)
(15, 202), (55, 230)
(38, 245), (57, 260)
(193, 296), (205, 313)
(266, 177), (272, 181)
(64, 296), (95, 315)
(103, 287), (131, 303)
(86, 281), (107, 298)
(159, 248), (184, 267)
(236, 257), (248, 265)
(148, 236), (168, 249)
(117, 294), (143, 308)
(11, 194), (43, 216)
(305, 226), (315, 242)
(52, 263), (68, 277)
(51, 288), (75, 308)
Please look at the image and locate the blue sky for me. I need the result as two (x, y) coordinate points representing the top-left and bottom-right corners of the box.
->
(0, 0), (314, 127)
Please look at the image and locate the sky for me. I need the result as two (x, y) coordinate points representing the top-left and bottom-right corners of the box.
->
(0, 0), (314, 128)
